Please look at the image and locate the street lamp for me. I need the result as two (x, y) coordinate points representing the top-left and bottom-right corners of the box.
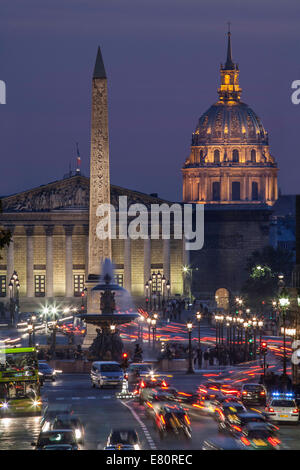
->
(145, 282), (149, 311)
(166, 280), (171, 301)
(279, 291), (290, 377)
(196, 311), (202, 347)
(9, 270), (20, 325)
(28, 323), (33, 347)
(110, 324), (116, 333)
(151, 318), (157, 349)
(147, 317), (151, 346)
(186, 321), (194, 374)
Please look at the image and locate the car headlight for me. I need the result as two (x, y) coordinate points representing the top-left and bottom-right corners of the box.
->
(75, 429), (82, 440)
(0, 402), (8, 409)
(134, 444), (140, 450)
(42, 421), (50, 432)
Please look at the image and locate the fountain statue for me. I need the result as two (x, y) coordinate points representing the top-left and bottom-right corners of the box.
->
(78, 259), (140, 361)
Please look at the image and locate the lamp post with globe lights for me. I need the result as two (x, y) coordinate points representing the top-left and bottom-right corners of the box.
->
(147, 317), (151, 347)
(151, 318), (157, 350)
(186, 321), (194, 374)
(9, 270), (20, 325)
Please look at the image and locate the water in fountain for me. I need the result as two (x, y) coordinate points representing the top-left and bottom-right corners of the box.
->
(98, 258), (136, 314)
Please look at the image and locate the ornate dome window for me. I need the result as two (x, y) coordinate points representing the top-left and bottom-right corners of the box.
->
(232, 149), (239, 162)
(214, 149), (220, 163)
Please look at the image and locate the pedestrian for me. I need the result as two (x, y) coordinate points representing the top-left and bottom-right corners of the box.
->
(203, 350), (209, 368)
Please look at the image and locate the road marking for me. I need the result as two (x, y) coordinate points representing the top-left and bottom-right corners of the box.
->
(87, 397), (96, 400)
(71, 397), (80, 400)
(121, 401), (157, 450)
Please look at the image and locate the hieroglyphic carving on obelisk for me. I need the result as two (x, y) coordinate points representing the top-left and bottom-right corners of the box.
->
(87, 46), (112, 315)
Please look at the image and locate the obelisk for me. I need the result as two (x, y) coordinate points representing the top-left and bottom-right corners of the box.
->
(86, 46), (112, 316)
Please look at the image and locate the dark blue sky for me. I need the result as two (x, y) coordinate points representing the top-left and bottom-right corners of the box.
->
(0, 0), (299, 201)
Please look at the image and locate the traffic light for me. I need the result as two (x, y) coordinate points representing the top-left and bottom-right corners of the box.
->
(121, 352), (129, 370)
(261, 341), (268, 353)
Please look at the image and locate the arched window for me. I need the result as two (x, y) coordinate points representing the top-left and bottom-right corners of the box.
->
(252, 181), (258, 201)
(212, 182), (220, 201)
(200, 149), (203, 161)
(251, 149), (256, 163)
(232, 149), (239, 162)
(232, 182), (240, 200)
(214, 149), (220, 163)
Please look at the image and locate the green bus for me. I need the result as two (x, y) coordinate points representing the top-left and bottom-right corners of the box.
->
(0, 347), (42, 417)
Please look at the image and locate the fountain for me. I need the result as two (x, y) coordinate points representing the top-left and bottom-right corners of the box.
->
(78, 259), (140, 361)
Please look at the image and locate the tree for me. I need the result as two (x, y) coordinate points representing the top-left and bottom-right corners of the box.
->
(241, 246), (294, 312)
(0, 200), (11, 258)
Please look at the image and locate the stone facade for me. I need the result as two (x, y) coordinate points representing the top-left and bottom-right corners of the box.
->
(0, 175), (184, 311)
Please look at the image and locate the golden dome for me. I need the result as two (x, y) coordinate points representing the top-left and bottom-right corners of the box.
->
(192, 101), (268, 146)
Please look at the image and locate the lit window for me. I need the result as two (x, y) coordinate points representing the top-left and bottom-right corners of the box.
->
(214, 149), (220, 163)
(232, 182), (240, 201)
(232, 149), (239, 162)
(74, 274), (84, 297)
(0, 276), (6, 297)
(35, 275), (45, 297)
(114, 274), (123, 287)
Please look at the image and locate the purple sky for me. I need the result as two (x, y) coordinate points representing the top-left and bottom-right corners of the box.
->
(0, 0), (299, 201)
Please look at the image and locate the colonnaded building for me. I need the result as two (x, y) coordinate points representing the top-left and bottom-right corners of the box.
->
(0, 32), (278, 312)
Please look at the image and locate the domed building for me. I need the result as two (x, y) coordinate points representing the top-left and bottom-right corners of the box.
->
(182, 31), (278, 205)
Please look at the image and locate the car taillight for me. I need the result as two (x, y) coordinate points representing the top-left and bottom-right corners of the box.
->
(260, 391), (266, 395)
(292, 409), (299, 414)
(268, 407), (275, 413)
(140, 381), (145, 388)
(268, 437), (280, 447)
(160, 414), (165, 425)
(242, 391), (247, 395)
(232, 425), (242, 432)
(241, 437), (251, 446)
(184, 415), (191, 426)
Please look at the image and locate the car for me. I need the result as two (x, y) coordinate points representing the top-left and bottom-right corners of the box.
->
(265, 392), (299, 423)
(51, 414), (85, 444)
(153, 404), (192, 439)
(144, 390), (180, 418)
(135, 377), (170, 403)
(238, 422), (281, 450)
(126, 363), (154, 383)
(90, 361), (124, 389)
(38, 362), (56, 382)
(204, 381), (241, 398)
(105, 429), (141, 450)
(241, 383), (267, 405)
(202, 436), (248, 450)
(215, 401), (247, 428)
(40, 404), (74, 430)
(218, 410), (279, 436)
(32, 430), (79, 450)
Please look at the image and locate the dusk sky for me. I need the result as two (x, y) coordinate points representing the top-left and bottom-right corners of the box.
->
(0, 0), (299, 201)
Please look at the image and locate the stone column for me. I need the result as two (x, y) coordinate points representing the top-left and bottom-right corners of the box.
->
(83, 225), (89, 281)
(64, 225), (74, 297)
(182, 237), (190, 297)
(144, 238), (151, 287)
(124, 238), (132, 292)
(45, 225), (54, 298)
(5, 225), (15, 300)
(163, 239), (170, 283)
(25, 225), (34, 298)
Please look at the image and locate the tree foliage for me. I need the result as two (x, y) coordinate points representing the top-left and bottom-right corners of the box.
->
(0, 200), (11, 259)
(241, 246), (294, 312)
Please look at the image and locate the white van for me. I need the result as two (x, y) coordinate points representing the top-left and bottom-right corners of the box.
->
(90, 361), (124, 389)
